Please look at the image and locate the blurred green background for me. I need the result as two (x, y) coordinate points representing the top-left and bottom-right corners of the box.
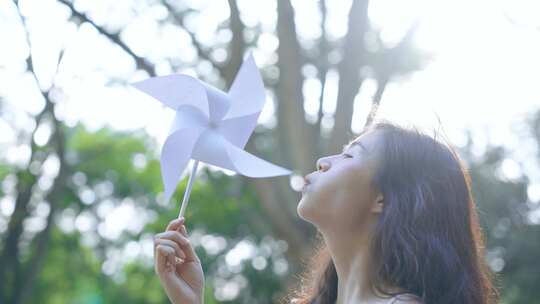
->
(1, 0), (540, 303)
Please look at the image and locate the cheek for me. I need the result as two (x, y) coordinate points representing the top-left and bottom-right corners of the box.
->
(297, 166), (363, 223)
(332, 176), (373, 223)
(341, 187), (374, 225)
(326, 165), (377, 227)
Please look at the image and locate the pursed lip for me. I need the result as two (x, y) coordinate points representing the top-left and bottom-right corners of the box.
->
(302, 175), (313, 194)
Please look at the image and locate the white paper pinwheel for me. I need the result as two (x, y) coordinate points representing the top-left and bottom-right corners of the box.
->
(131, 53), (291, 217)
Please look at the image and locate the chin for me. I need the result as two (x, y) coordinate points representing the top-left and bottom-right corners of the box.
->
(297, 193), (320, 224)
(297, 195), (308, 220)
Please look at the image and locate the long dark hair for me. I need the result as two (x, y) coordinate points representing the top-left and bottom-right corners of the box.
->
(285, 121), (499, 304)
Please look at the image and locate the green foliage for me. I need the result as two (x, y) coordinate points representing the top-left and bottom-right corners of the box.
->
(30, 228), (105, 304)
(461, 114), (540, 303)
(0, 163), (12, 196)
(66, 124), (162, 197)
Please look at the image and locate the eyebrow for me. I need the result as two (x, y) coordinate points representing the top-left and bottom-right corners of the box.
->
(342, 128), (371, 153)
(343, 140), (368, 153)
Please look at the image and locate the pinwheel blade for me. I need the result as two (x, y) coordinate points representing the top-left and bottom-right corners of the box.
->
(131, 75), (209, 118)
(226, 140), (291, 177)
(202, 82), (231, 123)
(218, 112), (259, 149)
(192, 130), (291, 177)
(223, 53), (266, 120)
(161, 126), (206, 202)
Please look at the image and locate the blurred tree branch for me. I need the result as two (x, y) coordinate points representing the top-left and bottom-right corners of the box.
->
(364, 21), (422, 128)
(223, 0), (310, 267)
(160, 0), (225, 77)
(315, 0), (330, 150)
(328, 0), (370, 154)
(0, 2), (69, 303)
(276, 0), (317, 173)
(57, 0), (156, 77)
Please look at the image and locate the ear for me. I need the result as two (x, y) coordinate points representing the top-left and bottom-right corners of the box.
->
(371, 192), (384, 213)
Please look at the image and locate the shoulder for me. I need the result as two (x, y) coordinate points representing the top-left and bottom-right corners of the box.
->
(390, 293), (423, 304)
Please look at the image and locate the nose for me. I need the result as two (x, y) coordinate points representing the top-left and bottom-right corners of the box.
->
(316, 157), (331, 172)
(304, 157), (331, 184)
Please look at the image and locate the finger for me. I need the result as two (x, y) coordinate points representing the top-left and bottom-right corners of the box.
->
(166, 217), (185, 232)
(157, 231), (198, 262)
(155, 244), (174, 261)
(154, 233), (186, 260)
(156, 245), (175, 272)
(154, 238), (186, 260)
(155, 231), (189, 248)
(177, 223), (188, 237)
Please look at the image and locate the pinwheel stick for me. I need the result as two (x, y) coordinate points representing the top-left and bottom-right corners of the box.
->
(178, 160), (199, 218)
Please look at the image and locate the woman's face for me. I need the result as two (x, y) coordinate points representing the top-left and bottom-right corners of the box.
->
(297, 129), (384, 232)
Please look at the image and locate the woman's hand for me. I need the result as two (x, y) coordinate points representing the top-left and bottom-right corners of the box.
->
(154, 217), (204, 304)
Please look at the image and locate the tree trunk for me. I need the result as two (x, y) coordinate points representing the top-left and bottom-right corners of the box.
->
(328, 0), (370, 154)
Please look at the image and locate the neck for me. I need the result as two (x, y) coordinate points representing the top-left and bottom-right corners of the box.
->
(320, 226), (376, 304)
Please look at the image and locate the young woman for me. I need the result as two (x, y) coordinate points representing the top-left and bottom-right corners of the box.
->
(153, 121), (499, 304)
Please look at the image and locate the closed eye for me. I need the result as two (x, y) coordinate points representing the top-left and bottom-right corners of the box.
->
(342, 153), (353, 158)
